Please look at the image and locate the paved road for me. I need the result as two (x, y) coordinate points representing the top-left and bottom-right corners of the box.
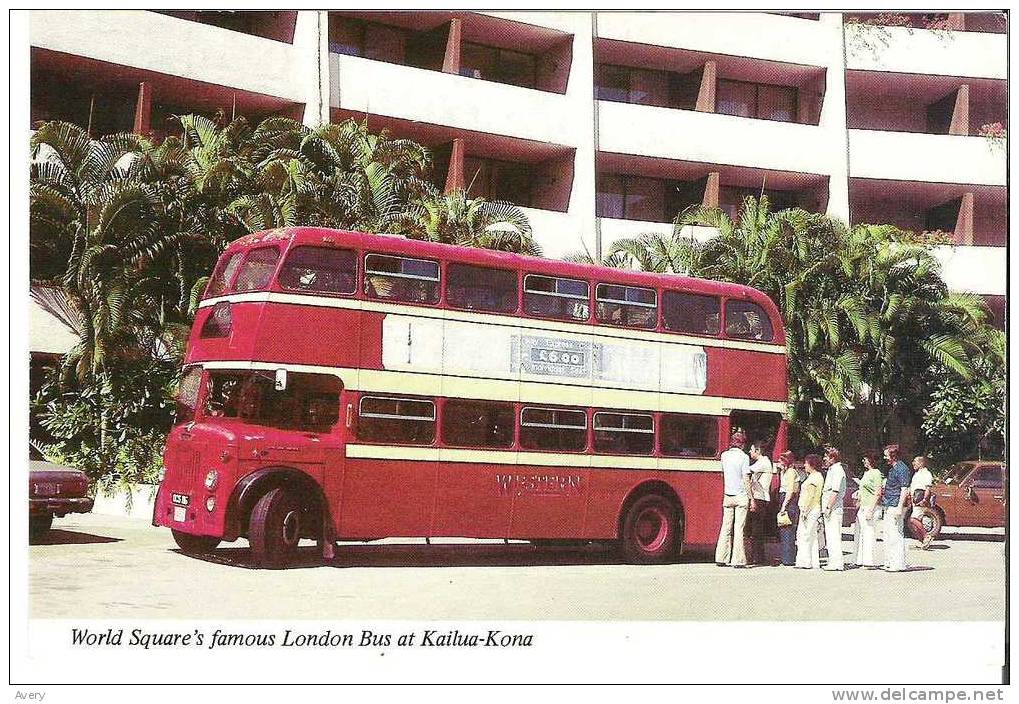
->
(29, 513), (1005, 621)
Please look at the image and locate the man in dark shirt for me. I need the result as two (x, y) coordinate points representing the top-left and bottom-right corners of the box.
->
(880, 444), (912, 571)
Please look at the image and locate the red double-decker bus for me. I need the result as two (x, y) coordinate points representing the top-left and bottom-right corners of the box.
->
(153, 227), (788, 568)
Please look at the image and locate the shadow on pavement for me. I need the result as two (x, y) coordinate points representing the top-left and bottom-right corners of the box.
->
(31, 529), (122, 546)
(937, 531), (1004, 543)
(178, 542), (711, 570)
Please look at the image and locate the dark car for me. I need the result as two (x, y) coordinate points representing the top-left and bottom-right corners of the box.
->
(29, 444), (93, 537)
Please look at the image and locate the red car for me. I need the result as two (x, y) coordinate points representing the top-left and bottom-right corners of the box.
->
(931, 461), (1006, 531)
(29, 444), (93, 537)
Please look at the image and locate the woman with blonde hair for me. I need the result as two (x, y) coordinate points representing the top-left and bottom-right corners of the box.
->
(795, 454), (824, 569)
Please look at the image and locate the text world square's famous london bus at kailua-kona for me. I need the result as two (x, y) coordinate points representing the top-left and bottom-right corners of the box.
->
(153, 227), (788, 568)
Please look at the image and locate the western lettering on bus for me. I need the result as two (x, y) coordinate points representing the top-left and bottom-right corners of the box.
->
(156, 227), (788, 568)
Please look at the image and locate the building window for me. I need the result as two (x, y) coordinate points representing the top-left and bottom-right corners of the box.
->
(358, 396), (436, 445)
(717, 79), (798, 123)
(441, 399), (514, 448)
(233, 247), (280, 292)
(523, 274), (590, 321)
(460, 42), (537, 89)
(445, 263), (518, 313)
(278, 246), (357, 295)
(596, 283), (658, 329)
(662, 292), (721, 336)
(464, 156), (533, 206)
(660, 414), (718, 458)
(329, 18), (407, 63)
(595, 64), (699, 110)
(364, 254), (440, 304)
(593, 412), (655, 455)
(519, 406), (588, 452)
(597, 174), (674, 222)
(725, 300), (774, 342)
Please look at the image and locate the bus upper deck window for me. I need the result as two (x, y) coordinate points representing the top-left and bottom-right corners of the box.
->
(524, 274), (589, 321)
(725, 300), (774, 341)
(446, 263), (518, 313)
(233, 247), (281, 292)
(204, 252), (243, 299)
(364, 254), (440, 304)
(596, 284), (657, 329)
(663, 291), (721, 336)
(279, 246), (357, 294)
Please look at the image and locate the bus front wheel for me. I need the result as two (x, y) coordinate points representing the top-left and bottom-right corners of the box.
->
(620, 494), (680, 564)
(248, 487), (302, 569)
(172, 529), (221, 555)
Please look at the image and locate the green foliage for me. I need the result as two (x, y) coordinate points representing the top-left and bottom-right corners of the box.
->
(922, 359), (1005, 464)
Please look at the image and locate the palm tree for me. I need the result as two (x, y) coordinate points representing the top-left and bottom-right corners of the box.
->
(398, 189), (540, 255)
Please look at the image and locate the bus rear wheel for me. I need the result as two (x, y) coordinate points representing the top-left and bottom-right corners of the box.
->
(248, 487), (302, 569)
(172, 529), (221, 555)
(620, 494), (680, 564)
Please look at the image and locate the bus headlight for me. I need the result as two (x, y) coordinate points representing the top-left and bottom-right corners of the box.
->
(206, 496), (216, 512)
(204, 470), (219, 490)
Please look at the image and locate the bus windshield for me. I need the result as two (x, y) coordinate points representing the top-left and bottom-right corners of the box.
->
(203, 371), (341, 432)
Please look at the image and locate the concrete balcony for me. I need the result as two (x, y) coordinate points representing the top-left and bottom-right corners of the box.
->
(519, 207), (589, 260)
(29, 10), (305, 102)
(932, 245), (1005, 296)
(596, 12), (841, 68)
(598, 101), (837, 177)
(849, 129), (1005, 186)
(330, 53), (580, 147)
(845, 23), (1006, 79)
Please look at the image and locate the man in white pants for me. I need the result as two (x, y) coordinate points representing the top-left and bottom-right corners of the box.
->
(881, 444), (912, 572)
(821, 447), (848, 571)
(715, 429), (755, 568)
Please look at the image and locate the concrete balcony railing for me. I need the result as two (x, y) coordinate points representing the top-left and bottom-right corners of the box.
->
(596, 12), (840, 67)
(849, 129), (1006, 186)
(932, 245), (1006, 297)
(845, 23), (1006, 79)
(331, 53), (580, 147)
(519, 207), (589, 260)
(29, 10), (305, 102)
(598, 101), (838, 176)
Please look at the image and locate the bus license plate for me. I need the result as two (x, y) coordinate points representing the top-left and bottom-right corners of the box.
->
(173, 506), (187, 522)
(171, 493), (190, 506)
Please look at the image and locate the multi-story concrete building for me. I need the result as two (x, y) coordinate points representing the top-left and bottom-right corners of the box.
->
(29, 10), (1007, 326)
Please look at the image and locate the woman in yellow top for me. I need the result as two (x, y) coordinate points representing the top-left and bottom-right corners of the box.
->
(776, 451), (800, 566)
(852, 451), (885, 568)
(795, 454), (824, 569)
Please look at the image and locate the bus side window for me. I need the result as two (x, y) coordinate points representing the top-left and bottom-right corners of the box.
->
(523, 274), (589, 321)
(441, 399), (514, 448)
(445, 263), (518, 313)
(204, 252), (243, 299)
(725, 300), (774, 341)
(660, 414), (719, 458)
(519, 407), (587, 452)
(596, 283), (657, 329)
(662, 291), (721, 336)
(358, 396), (436, 445)
(364, 254), (440, 304)
(594, 412), (655, 455)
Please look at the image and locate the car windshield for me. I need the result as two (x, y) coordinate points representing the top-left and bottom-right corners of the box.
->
(943, 463), (975, 484)
(203, 371), (342, 432)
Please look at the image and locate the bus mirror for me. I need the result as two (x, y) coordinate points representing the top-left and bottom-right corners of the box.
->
(274, 368), (288, 392)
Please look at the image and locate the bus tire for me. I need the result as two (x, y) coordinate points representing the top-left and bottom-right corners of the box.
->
(248, 487), (302, 569)
(172, 529), (220, 555)
(620, 493), (679, 564)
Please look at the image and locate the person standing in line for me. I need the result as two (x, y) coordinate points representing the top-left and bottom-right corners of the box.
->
(853, 451), (885, 568)
(715, 429), (755, 568)
(821, 447), (848, 570)
(747, 439), (775, 566)
(880, 444), (912, 572)
(795, 454), (824, 569)
(775, 450), (800, 567)
(909, 455), (936, 549)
